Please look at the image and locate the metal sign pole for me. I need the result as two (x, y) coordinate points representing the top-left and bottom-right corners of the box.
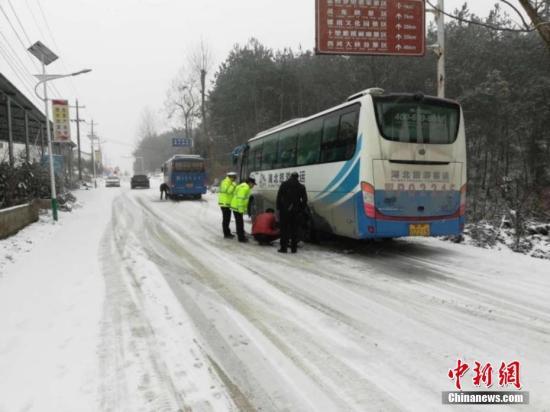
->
(42, 59), (58, 221)
(90, 120), (97, 188)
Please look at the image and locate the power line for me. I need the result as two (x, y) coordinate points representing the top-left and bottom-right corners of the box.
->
(0, 42), (37, 101)
(21, 0), (62, 97)
(7, 0), (62, 98)
(0, 2), (61, 98)
(7, 0), (32, 45)
(34, 0), (79, 96)
(0, 29), (40, 94)
(24, 0), (47, 41)
(34, 0), (60, 51)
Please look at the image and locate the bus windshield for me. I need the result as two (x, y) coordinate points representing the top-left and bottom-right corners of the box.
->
(373, 96), (460, 144)
(173, 159), (205, 172)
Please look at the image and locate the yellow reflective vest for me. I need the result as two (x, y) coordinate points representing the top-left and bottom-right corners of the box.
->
(218, 177), (236, 207)
(230, 182), (252, 214)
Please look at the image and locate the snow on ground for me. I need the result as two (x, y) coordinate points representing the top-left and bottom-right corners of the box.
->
(1, 182), (549, 411)
(0, 187), (111, 412)
(459, 221), (550, 260)
(0, 182), (235, 412)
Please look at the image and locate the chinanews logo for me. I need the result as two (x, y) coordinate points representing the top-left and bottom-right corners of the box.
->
(442, 359), (529, 405)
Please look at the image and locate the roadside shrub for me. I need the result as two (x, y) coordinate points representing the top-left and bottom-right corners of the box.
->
(0, 161), (63, 209)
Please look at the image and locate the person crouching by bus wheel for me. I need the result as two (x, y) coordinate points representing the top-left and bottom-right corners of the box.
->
(276, 172), (308, 253)
(230, 177), (256, 243)
(218, 171), (237, 238)
(160, 182), (169, 200)
(252, 208), (280, 245)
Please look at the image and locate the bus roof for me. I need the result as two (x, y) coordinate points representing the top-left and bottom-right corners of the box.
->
(165, 154), (204, 162)
(249, 95), (366, 142)
(248, 88), (460, 143)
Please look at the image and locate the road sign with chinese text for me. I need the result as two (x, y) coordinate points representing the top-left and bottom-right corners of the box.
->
(172, 137), (193, 147)
(41, 154), (64, 175)
(52, 99), (71, 142)
(315, 0), (425, 56)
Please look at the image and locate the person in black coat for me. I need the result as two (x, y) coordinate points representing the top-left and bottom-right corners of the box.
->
(276, 172), (308, 253)
(160, 183), (169, 200)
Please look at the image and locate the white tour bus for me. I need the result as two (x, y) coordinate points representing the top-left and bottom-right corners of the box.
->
(233, 88), (467, 239)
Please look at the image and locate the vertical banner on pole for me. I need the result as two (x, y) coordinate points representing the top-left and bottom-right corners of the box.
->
(52, 99), (71, 142)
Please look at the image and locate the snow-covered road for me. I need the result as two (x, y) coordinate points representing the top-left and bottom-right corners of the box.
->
(1, 183), (549, 411)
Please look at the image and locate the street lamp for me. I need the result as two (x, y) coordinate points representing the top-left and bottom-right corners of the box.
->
(28, 41), (91, 221)
(86, 120), (99, 188)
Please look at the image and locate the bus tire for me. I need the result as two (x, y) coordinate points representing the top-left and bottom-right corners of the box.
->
(247, 196), (256, 218)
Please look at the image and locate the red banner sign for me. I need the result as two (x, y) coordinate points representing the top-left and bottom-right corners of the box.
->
(315, 0), (425, 56)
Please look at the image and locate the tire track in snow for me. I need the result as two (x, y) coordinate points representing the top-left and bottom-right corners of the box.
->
(99, 192), (237, 412)
(126, 190), (550, 411)
(98, 195), (189, 412)
(129, 194), (414, 411)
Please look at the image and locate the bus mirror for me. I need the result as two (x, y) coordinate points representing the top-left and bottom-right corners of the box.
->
(231, 144), (248, 166)
(161, 167), (164, 172)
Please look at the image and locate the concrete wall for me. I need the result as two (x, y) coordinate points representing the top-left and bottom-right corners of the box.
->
(0, 202), (40, 240)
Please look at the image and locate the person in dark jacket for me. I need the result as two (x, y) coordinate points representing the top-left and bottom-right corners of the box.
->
(160, 183), (169, 200)
(252, 208), (280, 245)
(276, 172), (308, 253)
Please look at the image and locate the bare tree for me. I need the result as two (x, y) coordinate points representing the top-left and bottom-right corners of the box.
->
(137, 106), (158, 141)
(427, 0), (550, 50)
(189, 39), (214, 155)
(512, 0), (550, 49)
(165, 67), (199, 139)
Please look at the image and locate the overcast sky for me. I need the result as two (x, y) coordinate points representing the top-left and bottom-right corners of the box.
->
(1, 0), (506, 172)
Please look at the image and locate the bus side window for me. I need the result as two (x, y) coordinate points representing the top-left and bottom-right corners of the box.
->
(261, 134), (279, 170)
(338, 109), (359, 159)
(245, 146), (254, 176)
(275, 128), (297, 168)
(320, 113), (340, 163)
(297, 118), (322, 166)
(240, 149), (249, 178)
(248, 140), (262, 173)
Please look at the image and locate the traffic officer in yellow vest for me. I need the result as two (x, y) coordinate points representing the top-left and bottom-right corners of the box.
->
(218, 171), (237, 238)
(230, 177), (256, 242)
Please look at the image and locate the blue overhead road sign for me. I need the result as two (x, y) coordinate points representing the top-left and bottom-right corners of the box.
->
(172, 137), (193, 147)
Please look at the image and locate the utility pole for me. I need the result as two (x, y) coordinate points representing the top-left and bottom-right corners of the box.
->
(89, 119), (98, 188)
(436, 0), (445, 97)
(427, 0), (445, 97)
(71, 99), (86, 181)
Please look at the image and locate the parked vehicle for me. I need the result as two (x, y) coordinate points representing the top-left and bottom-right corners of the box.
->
(131, 174), (150, 189)
(105, 175), (120, 187)
(162, 155), (207, 199)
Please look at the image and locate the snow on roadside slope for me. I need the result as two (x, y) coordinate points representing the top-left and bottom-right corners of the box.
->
(0, 186), (235, 412)
(0, 188), (114, 412)
(0, 214), (56, 275)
